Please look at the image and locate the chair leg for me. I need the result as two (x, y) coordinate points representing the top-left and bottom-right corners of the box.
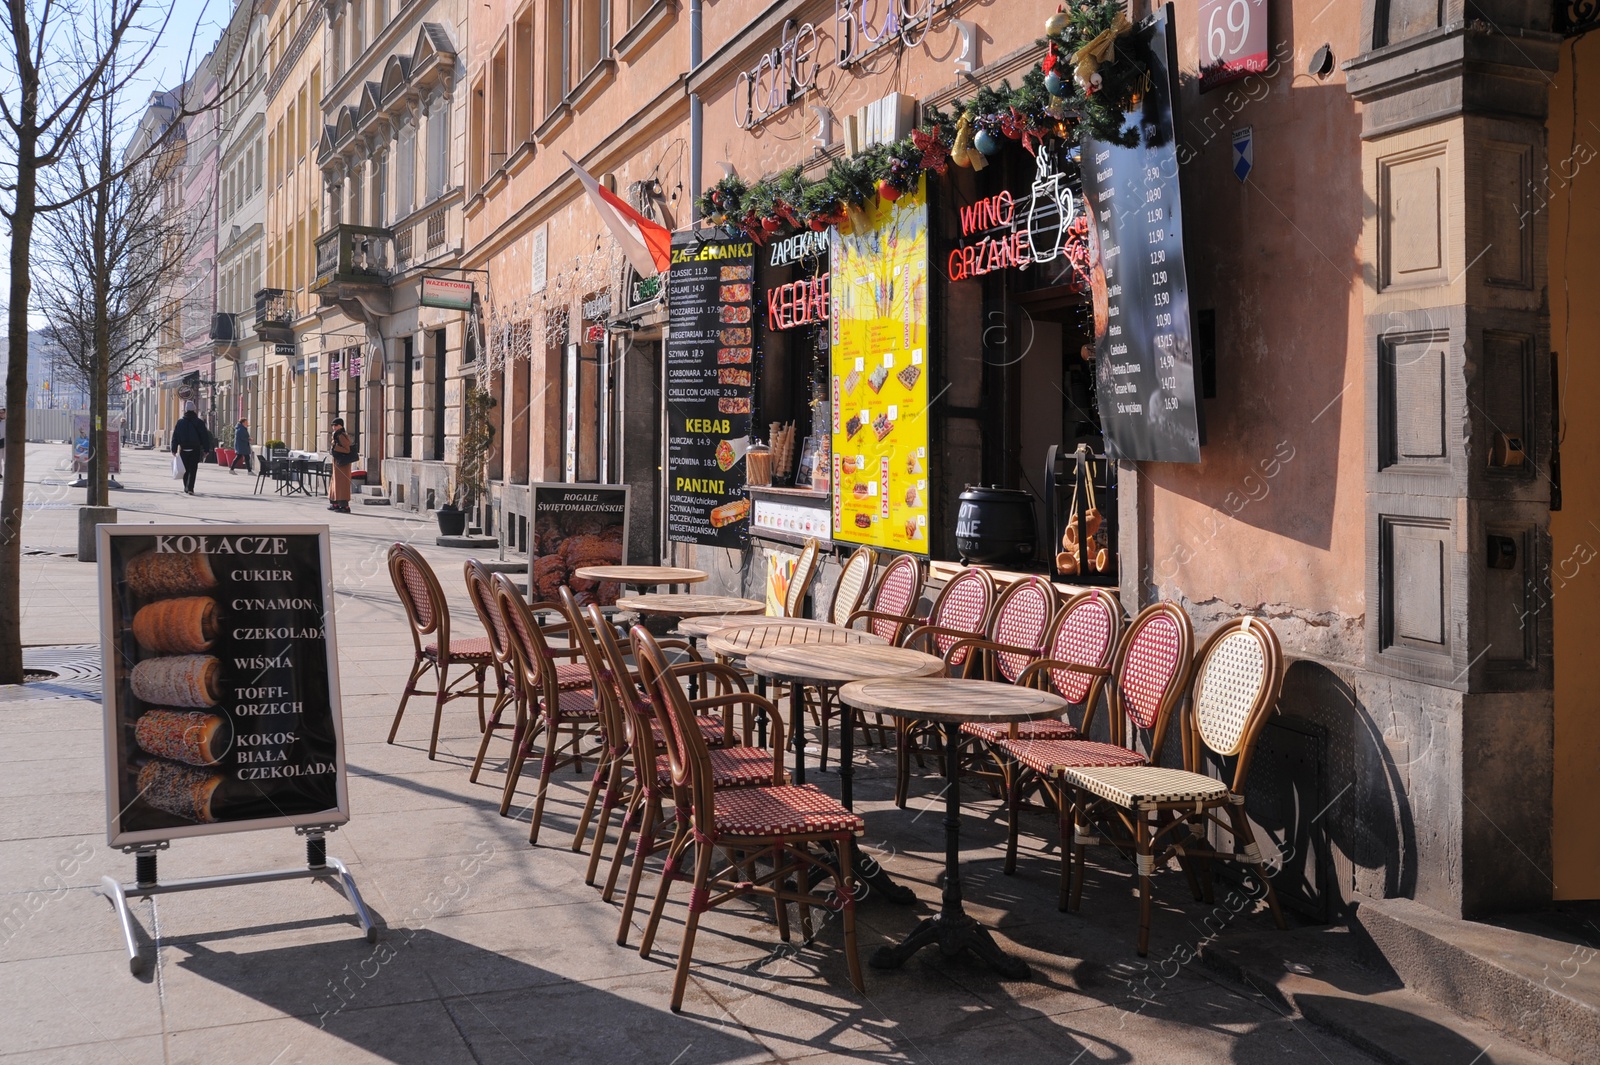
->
(528, 721), (560, 845)
(585, 757), (627, 883)
(1069, 791), (1089, 914)
(616, 799), (662, 943)
(427, 664), (449, 760)
(1227, 801), (1287, 930)
(468, 692), (512, 783)
(387, 657), (427, 744)
(837, 836), (865, 993)
(604, 788), (647, 903)
(1135, 811), (1154, 957)
(894, 721), (913, 809)
(669, 840), (717, 1013)
(639, 824), (690, 958)
(475, 665), (489, 733)
(572, 750), (611, 852)
(1004, 767), (1024, 876)
(498, 717), (541, 816)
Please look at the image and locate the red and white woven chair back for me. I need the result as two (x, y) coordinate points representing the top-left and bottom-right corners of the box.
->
(785, 538), (821, 618)
(830, 546), (877, 625)
(464, 561), (514, 667)
(389, 543), (442, 638)
(1047, 589), (1121, 703)
(1192, 617), (1283, 767)
(930, 567), (994, 664)
(493, 574), (555, 700)
(868, 554), (922, 641)
(1111, 603), (1194, 740)
(631, 627), (712, 813)
(989, 576), (1058, 682)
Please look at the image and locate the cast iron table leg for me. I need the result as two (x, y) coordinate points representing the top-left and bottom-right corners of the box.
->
(838, 698), (916, 905)
(790, 683), (806, 785)
(869, 721), (1030, 975)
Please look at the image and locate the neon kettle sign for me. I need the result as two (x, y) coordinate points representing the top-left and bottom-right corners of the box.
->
(946, 148), (1078, 281)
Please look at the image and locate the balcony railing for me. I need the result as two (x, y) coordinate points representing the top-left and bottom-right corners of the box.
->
(314, 223), (395, 290)
(254, 288), (293, 336)
(209, 312), (241, 348)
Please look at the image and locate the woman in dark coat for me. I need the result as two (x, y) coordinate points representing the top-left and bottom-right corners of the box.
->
(170, 406), (212, 495)
(230, 418), (253, 474)
(328, 418), (354, 512)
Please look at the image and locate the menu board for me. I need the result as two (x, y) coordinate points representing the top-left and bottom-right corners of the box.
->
(1081, 7), (1203, 464)
(98, 525), (348, 847)
(666, 233), (756, 547)
(527, 483), (629, 606)
(829, 179), (930, 553)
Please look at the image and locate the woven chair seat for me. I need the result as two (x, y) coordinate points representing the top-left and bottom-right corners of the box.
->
(425, 637), (495, 660)
(1059, 765), (1229, 810)
(656, 746), (773, 788)
(713, 784), (865, 838)
(546, 687), (601, 717)
(961, 718), (1079, 744)
(999, 738), (1147, 778)
(551, 661), (593, 690)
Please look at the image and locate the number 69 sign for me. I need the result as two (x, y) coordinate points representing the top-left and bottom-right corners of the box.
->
(1198, 0), (1267, 92)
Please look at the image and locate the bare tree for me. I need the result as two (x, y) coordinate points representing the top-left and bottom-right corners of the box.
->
(0, 0), (222, 683)
(34, 68), (197, 507)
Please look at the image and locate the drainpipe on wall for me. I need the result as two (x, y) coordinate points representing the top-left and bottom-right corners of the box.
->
(689, 0), (703, 221)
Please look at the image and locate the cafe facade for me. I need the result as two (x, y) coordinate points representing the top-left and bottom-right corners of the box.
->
(645, 0), (1600, 921)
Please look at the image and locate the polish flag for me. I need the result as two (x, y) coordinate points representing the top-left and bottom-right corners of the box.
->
(565, 152), (672, 278)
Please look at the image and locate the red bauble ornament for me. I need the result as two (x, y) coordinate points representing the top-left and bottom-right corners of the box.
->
(809, 217), (828, 231)
(762, 216), (780, 234)
(877, 179), (901, 202)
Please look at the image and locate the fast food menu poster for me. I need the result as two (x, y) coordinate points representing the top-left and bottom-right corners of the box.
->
(98, 526), (348, 846)
(830, 179), (931, 554)
(665, 233), (756, 547)
(528, 483), (629, 606)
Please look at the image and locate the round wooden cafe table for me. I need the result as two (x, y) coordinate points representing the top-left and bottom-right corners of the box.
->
(707, 621), (887, 749)
(837, 677), (1069, 980)
(571, 564), (708, 596)
(677, 614), (837, 639)
(614, 594), (764, 697)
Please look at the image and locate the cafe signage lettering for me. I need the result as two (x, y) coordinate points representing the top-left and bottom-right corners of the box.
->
(767, 274), (830, 330)
(946, 148), (1078, 282)
(735, 19), (821, 129)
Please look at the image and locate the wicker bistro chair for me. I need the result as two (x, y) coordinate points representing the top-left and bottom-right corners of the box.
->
(845, 552), (926, 644)
(1061, 617), (1288, 955)
(965, 589), (1122, 746)
(387, 544), (497, 760)
(996, 602), (1196, 912)
(492, 576), (607, 839)
(592, 601), (784, 940)
(464, 561), (520, 782)
(782, 537), (822, 618)
(560, 590), (738, 882)
(892, 567), (997, 807)
(631, 627), (865, 1013)
(827, 546), (878, 625)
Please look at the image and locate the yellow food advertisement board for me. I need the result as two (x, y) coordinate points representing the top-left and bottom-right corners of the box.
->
(830, 179), (929, 554)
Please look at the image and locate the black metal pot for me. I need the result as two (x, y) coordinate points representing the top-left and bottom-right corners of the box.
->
(436, 505), (468, 537)
(955, 486), (1037, 566)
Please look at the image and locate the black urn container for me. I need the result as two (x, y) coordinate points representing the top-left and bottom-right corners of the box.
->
(955, 486), (1037, 566)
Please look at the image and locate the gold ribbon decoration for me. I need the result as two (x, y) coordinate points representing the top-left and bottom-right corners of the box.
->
(1070, 11), (1131, 79)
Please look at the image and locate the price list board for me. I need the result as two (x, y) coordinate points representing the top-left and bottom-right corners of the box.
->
(1081, 7), (1203, 464)
(665, 233), (757, 547)
(98, 525), (348, 846)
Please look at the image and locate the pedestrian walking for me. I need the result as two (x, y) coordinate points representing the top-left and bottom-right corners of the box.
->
(170, 404), (213, 495)
(328, 418), (355, 513)
(230, 417), (253, 475)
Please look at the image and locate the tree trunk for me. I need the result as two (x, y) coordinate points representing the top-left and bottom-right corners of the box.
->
(1, 137), (38, 685)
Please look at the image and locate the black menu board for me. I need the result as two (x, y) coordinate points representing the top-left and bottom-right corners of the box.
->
(665, 233), (756, 547)
(1081, 5), (1203, 464)
(98, 525), (348, 846)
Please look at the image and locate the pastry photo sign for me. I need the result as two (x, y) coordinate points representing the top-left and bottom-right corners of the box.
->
(98, 525), (349, 847)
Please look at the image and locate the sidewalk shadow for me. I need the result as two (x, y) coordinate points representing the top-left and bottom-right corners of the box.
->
(173, 929), (765, 1063)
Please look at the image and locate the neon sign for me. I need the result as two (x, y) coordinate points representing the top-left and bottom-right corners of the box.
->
(767, 275), (830, 330)
(946, 148), (1078, 281)
(735, 19), (821, 130)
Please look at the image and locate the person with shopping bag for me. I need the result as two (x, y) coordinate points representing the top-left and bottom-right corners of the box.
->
(328, 418), (355, 512)
(169, 404), (213, 495)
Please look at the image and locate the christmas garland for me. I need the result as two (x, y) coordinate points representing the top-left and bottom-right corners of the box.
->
(695, 1), (1146, 243)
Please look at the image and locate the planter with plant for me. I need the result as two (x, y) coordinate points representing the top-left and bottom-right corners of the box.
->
(439, 383), (496, 537)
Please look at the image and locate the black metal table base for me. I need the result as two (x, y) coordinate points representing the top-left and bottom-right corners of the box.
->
(868, 721), (1032, 978)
